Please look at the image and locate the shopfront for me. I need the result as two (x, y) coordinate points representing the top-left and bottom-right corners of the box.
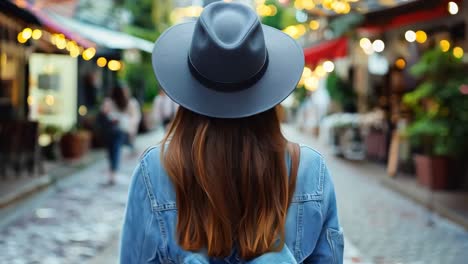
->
(0, 10), (35, 120)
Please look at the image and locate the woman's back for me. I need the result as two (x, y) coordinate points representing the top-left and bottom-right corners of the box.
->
(120, 2), (343, 263)
(121, 144), (343, 263)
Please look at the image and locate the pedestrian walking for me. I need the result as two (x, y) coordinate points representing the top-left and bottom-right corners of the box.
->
(123, 87), (141, 155)
(98, 84), (138, 185)
(152, 90), (178, 131)
(121, 2), (343, 264)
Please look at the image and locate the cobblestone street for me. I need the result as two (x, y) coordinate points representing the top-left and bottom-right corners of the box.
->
(284, 126), (468, 264)
(0, 126), (467, 264)
(0, 132), (161, 264)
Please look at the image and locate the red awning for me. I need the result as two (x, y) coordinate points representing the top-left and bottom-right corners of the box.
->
(304, 37), (348, 66)
(358, 0), (462, 34)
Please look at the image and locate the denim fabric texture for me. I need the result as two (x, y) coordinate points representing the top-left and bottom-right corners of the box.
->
(120, 145), (344, 264)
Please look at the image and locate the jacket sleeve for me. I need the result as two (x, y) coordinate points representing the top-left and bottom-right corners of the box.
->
(120, 161), (155, 263)
(304, 159), (344, 264)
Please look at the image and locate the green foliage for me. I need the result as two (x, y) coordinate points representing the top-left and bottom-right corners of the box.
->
(122, 0), (163, 103)
(403, 47), (468, 157)
(293, 86), (307, 104)
(261, 0), (297, 30)
(124, 0), (156, 29)
(325, 72), (356, 111)
(122, 60), (159, 103)
(124, 25), (159, 41)
(409, 48), (463, 79)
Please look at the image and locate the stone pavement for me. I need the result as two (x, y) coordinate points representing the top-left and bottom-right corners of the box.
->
(1, 126), (467, 264)
(0, 130), (163, 264)
(282, 125), (468, 264)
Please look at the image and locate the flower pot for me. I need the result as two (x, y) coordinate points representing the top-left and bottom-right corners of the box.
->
(364, 129), (388, 162)
(414, 155), (449, 190)
(60, 130), (91, 159)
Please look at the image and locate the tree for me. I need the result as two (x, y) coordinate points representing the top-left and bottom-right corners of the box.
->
(122, 0), (173, 105)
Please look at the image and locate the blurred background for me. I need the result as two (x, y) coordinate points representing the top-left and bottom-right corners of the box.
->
(1, 0), (468, 263)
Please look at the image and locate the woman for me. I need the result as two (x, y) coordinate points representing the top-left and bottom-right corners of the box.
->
(121, 2), (343, 263)
(100, 84), (139, 184)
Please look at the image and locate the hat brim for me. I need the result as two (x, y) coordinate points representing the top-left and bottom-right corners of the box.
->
(152, 22), (304, 119)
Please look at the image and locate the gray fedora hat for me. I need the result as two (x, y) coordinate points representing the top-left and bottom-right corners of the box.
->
(152, 2), (304, 118)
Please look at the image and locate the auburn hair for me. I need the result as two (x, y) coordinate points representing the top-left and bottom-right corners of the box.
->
(160, 106), (292, 260)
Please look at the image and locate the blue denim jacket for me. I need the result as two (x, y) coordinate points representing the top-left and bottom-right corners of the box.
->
(120, 145), (343, 263)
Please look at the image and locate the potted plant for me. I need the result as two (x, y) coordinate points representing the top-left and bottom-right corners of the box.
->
(403, 47), (468, 190)
(60, 126), (92, 160)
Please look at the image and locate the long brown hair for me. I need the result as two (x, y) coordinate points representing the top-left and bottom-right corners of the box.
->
(161, 106), (291, 260)
(110, 84), (129, 111)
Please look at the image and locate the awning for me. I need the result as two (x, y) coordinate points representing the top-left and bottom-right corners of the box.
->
(10, 0), (153, 53)
(9, 0), (95, 48)
(304, 37), (348, 66)
(46, 13), (154, 53)
(358, 0), (462, 34)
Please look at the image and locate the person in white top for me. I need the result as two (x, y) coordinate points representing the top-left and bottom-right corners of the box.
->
(152, 90), (178, 130)
(100, 84), (141, 185)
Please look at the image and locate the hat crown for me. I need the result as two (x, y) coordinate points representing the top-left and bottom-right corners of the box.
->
(189, 2), (267, 86)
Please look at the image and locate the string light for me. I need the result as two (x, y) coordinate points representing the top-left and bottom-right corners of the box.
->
(17, 32), (27, 43)
(38, 134), (52, 147)
(56, 35), (67, 50)
(66, 41), (76, 51)
(78, 105), (88, 116)
(395, 58), (406, 70)
(304, 0), (316, 11)
(440, 40), (450, 52)
(70, 46), (80, 58)
(372, 39), (385, 53)
(323, 60), (335, 73)
(283, 24), (306, 39)
(359, 38), (372, 49)
(448, 2), (458, 15)
(302, 66), (312, 78)
(21, 28), (32, 39)
(315, 65), (326, 77)
(97, 57), (107, 67)
(415, 30), (427, 43)
(453, 47), (464, 59)
(256, 4), (277, 16)
(108, 60), (122, 71)
(309, 20), (320, 30)
(405, 30), (416, 42)
(32, 29), (42, 40)
(82, 47), (96, 61)
(322, 0), (333, 9)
